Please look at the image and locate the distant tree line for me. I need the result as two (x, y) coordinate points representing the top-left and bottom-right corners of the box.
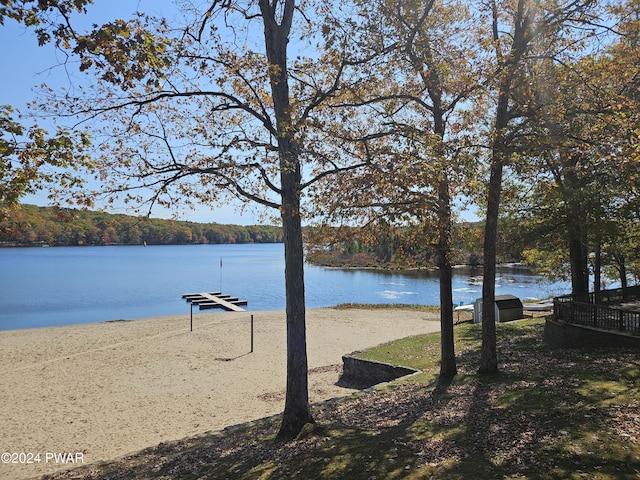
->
(7, 205), (633, 288)
(305, 217), (640, 289)
(305, 222), (497, 270)
(0, 205), (283, 246)
(2, 205), (500, 269)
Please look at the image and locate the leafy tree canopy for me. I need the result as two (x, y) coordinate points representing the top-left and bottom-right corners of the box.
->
(0, 0), (93, 46)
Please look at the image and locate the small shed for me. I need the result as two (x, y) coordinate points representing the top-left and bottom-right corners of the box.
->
(473, 295), (523, 323)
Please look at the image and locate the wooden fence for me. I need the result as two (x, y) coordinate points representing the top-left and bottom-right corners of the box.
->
(554, 286), (640, 336)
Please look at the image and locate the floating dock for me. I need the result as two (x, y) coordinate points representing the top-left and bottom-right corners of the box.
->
(182, 292), (247, 312)
(182, 292), (248, 331)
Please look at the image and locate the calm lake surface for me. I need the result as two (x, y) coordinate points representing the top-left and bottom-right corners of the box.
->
(0, 243), (570, 331)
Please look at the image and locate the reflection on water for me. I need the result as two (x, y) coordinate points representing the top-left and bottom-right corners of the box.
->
(0, 244), (570, 330)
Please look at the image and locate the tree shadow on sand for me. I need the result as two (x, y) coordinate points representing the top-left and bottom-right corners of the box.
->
(43, 323), (640, 479)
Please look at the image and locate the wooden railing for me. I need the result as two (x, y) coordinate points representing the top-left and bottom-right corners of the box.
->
(554, 286), (640, 336)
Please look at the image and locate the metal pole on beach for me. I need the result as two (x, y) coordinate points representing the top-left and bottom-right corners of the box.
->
(250, 314), (254, 353)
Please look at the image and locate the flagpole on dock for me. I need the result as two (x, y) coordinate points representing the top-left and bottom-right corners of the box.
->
(219, 257), (223, 292)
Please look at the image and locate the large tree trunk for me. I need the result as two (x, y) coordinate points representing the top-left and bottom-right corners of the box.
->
(561, 165), (590, 297)
(436, 179), (457, 378)
(594, 235), (601, 293)
(567, 217), (589, 297)
(278, 170), (313, 440)
(259, 0), (313, 440)
(618, 257), (628, 299)
(479, 154), (501, 374)
(429, 99), (456, 379)
(568, 237), (589, 296)
(479, 86), (509, 374)
(593, 234), (601, 303)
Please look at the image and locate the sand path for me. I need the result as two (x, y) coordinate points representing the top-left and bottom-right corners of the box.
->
(0, 308), (440, 479)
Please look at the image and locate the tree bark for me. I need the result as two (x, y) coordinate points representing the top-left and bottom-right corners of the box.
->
(594, 234), (601, 301)
(567, 215), (589, 296)
(619, 257), (628, 298)
(428, 89), (456, 379)
(479, 153), (501, 374)
(436, 177), (457, 378)
(259, 0), (313, 440)
(479, 83), (509, 374)
(278, 172), (313, 440)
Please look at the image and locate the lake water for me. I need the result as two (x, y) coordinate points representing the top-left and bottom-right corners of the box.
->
(0, 244), (570, 331)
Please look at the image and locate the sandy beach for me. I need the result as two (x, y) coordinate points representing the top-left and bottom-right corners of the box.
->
(0, 308), (440, 479)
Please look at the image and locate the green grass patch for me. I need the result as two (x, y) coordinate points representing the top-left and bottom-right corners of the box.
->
(332, 303), (440, 312)
(44, 316), (640, 480)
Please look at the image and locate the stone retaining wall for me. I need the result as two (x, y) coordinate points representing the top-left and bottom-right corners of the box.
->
(339, 353), (419, 389)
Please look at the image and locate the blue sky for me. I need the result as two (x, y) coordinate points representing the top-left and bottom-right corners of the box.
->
(1, 1), (479, 225)
(1, 0), (265, 225)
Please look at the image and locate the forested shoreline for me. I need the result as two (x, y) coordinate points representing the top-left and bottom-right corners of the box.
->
(304, 223), (488, 270)
(3, 205), (636, 288)
(1, 205), (490, 268)
(0, 205), (284, 246)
